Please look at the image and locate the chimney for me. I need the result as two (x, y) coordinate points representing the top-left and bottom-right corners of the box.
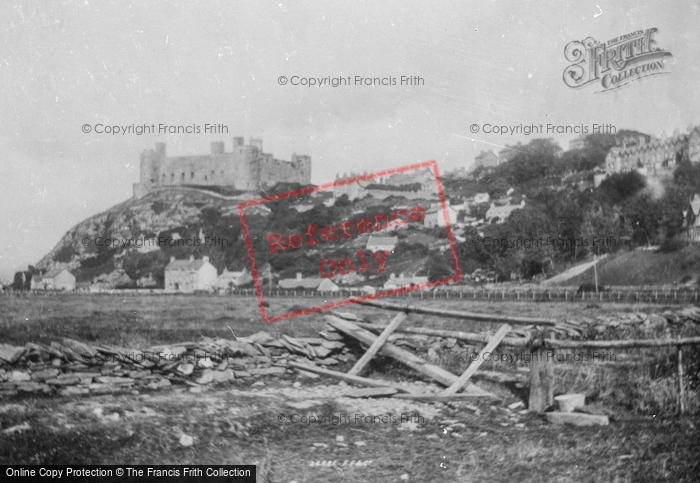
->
(233, 136), (244, 148)
(189, 255), (195, 262)
(170, 256), (176, 264)
(155, 142), (166, 157)
(296, 272), (302, 280)
(202, 256), (210, 263)
(211, 141), (225, 154)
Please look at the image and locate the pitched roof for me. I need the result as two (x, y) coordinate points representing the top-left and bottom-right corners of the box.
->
(278, 278), (325, 289)
(43, 268), (72, 279)
(165, 258), (209, 271)
(366, 235), (398, 245)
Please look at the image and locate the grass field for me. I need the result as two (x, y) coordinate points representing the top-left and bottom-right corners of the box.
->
(1, 294), (700, 481)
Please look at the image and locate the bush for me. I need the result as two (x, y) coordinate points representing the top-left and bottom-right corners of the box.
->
(659, 238), (688, 253)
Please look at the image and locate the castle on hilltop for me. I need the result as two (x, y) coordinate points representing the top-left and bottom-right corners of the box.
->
(594, 126), (700, 187)
(133, 137), (311, 198)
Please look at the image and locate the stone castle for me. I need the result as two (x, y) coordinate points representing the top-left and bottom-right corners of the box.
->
(594, 125), (700, 187)
(133, 137), (311, 198)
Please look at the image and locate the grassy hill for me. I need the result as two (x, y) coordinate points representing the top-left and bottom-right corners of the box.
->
(557, 245), (700, 287)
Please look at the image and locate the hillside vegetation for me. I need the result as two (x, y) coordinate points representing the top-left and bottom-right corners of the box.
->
(24, 130), (700, 289)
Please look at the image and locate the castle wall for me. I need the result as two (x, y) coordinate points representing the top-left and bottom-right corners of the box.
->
(134, 138), (310, 197)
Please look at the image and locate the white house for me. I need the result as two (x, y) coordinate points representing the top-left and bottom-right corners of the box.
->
(217, 268), (253, 289)
(423, 203), (458, 229)
(31, 268), (76, 291)
(485, 200), (526, 224)
(164, 255), (218, 292)
(473, 193), (490, 204)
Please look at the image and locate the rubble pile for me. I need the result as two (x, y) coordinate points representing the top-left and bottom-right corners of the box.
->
(0, 331), (349, 398)
(2, 305), (699, 399)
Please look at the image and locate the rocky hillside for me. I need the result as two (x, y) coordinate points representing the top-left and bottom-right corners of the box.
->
(35, 187), (257, 285)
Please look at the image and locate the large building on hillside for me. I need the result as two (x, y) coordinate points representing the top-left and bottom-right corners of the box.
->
(473, 150), (499, 170)
(594, 126), (700, 187)
(133, 137), (311, 198)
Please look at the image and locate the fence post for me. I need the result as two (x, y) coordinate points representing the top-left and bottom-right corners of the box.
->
(678, 342), (685, 415)
(529, 331), (553, 412)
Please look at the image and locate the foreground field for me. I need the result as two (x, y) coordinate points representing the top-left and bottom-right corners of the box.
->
(1, 294), (699, 482)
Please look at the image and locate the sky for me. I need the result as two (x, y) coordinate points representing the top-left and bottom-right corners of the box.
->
(1, 0), (699, 280)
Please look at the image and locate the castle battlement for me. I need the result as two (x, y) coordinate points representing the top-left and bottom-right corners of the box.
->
(133, 137), (311, 198)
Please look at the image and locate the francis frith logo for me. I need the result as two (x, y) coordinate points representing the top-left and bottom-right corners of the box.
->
(563, 28), (673, 93)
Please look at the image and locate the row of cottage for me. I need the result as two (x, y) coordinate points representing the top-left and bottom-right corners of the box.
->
(28, 235), (426, 294)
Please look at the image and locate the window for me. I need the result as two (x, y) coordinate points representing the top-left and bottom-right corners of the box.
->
(181, 172), (185, 181)
(191, 172), (195, 180)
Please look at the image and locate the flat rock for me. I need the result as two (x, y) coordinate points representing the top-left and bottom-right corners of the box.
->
(59, 386), (90, 396)
(0, 345), (25, 363)
(223, 341), (260, 357)
(128, 370), (152, 379)
(233, 371), (251, 378)
(546, 412), (609, 427)
(247, 331), (276, 345)
(177, 363), (195, 375)
(15, 382), (50, 393)
(31, 368), (60, 381)
(321, 340), (345, 350)
(312, 346), (333, 359)
(249, 367), (286, 376)
(45, 377), (81, 386)
(8, 371), (31, 382)
(95, 376), (135, 385)
(212, 369), (234, 383)
(196, 369), (215, 385)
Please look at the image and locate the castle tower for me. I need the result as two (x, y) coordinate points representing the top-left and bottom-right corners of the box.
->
(133, 142), (165, 199)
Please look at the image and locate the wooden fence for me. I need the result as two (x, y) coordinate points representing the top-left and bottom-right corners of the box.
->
(5, 287), (700, 304)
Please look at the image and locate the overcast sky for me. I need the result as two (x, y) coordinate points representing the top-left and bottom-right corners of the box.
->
(1, 0), (699, 280)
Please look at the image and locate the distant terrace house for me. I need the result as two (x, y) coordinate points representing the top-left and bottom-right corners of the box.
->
(423, 204), (458, 229)
(365, 235), (398, 252)
(31, 268), (76, 291)
(383, 274), (429, 290)
(164, 255), (218, 292)
(473, 150), (499, 170)
(485, 200), (526, 224)
(683, 194), (700, 242)
(217, 268), (253, 289)
(278, 273), (339, 292)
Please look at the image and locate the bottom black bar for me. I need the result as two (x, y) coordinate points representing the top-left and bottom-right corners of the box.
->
(2, 466), (256, 482)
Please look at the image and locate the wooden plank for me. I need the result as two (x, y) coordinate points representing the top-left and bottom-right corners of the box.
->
(441, 324), (512, 396)
(355, 321), (530, 347)
(287, 361), (421, 394)
(346, 387), (398, 398)
(358, 299), (556, 326)
(326, 315), (497, 397)
(546, 336), (700, 349)
(393, 393), (499, 402)
(348, 312), (407, 376)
